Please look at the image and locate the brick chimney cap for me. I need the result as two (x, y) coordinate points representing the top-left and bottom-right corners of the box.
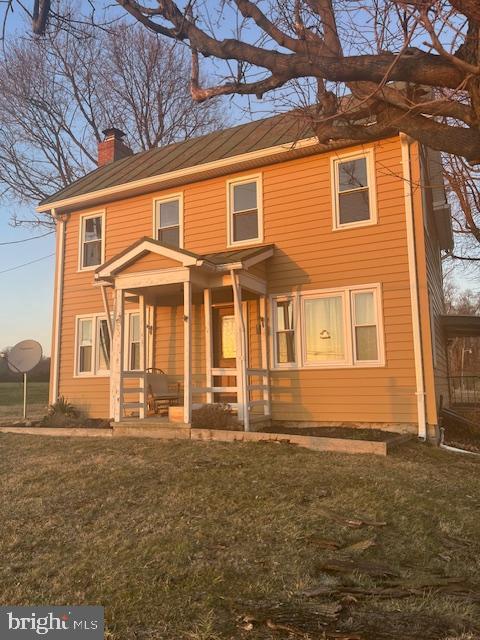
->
(102, 127), (127, 140)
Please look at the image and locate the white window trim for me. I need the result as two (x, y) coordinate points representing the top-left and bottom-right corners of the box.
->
(271, 295), (300, 370)
(74, 313), (110, 378)
(331, 148), (377, 231)
(227, 174), (263, 248)
(124, 310), (142, 372)
(270, 283), (385, 370)
(78, 210), (106, 272)
(152, 192), (184, 249)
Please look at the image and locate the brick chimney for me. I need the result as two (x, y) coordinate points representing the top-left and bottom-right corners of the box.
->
(98, 128), (133, 167)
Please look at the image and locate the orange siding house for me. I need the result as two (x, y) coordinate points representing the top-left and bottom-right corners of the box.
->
(38, 114), (453, 439)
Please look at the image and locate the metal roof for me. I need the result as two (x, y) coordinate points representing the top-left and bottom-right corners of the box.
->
(40, 112), (313, 207)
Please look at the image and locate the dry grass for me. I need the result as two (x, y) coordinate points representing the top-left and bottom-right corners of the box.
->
(0, 381), (49, 419)
(1, 434), (480, 639)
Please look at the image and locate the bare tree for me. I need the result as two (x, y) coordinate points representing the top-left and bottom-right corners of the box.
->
(0, 19), (223, 224)
(26, 0), (479, 164)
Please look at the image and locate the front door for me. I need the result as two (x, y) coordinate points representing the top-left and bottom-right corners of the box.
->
(212, 305), (238, 404)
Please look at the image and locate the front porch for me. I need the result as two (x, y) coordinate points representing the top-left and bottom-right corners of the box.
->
(95, 238), (274, 430)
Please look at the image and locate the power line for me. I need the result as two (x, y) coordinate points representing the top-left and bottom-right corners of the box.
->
(0, 253), (55, 275)
(0, 230), (54, 245)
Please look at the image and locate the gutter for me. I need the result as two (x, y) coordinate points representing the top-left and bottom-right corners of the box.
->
(50, 209), (69, 404)
(400, 134), (427, 440)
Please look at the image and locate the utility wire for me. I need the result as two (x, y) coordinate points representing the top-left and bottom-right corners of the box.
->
(0, 252), (55, 275)
(0, 230), (54, 245)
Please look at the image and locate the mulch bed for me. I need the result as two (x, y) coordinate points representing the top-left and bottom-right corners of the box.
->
(261, 425), (401, 441)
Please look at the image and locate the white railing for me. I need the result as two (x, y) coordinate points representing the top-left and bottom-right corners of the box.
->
(119, 370), (146, 419)
(246, 368), (271, 416)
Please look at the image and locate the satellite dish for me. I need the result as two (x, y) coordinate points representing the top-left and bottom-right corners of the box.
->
(7, 340), (42, 374)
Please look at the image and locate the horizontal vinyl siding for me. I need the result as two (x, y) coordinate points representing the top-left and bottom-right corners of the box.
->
(57, 136), (417, 424)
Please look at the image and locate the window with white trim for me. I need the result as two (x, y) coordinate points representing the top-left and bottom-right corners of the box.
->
(272, 285), (384, 369)
(155, 197), (181, 247)
(332, 152), (375, 228)
(75, 315), (110, 376)
(228, 176), (262, 245)
(273, 298), (296, 366)
(80, 213), (104, 269)
(128, 312), (141, 371)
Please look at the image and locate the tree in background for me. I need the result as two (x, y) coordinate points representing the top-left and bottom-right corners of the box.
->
(444, 279), (480, 377)
(0, 19), (223, 224)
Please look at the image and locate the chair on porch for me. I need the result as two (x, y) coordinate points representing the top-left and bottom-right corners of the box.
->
(145, 368), (180, 416)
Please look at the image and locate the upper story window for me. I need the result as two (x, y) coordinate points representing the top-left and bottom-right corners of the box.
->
(79, 212), (105, 270)
(154, 195), (182, 248)
(228, 176), (263, 246)
(332, 150), (376, 229)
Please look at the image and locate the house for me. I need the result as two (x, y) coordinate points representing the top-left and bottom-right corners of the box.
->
(38, 112), (455, 440)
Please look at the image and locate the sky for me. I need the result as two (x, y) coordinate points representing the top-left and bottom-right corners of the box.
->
(0, 2), (478, 357)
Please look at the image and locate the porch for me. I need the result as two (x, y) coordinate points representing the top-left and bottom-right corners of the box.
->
(95, 238), (274, 430)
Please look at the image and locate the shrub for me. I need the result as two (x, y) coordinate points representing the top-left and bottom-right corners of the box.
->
(191, 403), (236, 429)
(47, 396), (79, 418)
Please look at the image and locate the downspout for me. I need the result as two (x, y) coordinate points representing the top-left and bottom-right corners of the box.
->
(50, 209), (69, 404)
(400, 134), (427, 440)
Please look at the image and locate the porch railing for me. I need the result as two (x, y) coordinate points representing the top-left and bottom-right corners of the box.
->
(449, 375), (480, 407)
(246, 368), (271, 417)
(120, 371), (146, 419)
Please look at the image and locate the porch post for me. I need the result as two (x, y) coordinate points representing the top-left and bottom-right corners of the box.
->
(232, 271), (249, 431)
(139, 294), (146, 419)
(111, 287), (125, 422)
(203, 287), (213, 404)
(183, 279), (192, 424)
(259, 295), (271, 417)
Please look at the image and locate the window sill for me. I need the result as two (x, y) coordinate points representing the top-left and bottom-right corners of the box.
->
(271, 362), (386, 371)
(332, 219), (377, 231)
(227, 237), (263, 249)
(77, 265), (101, 273)
(73, 373), (110, 379)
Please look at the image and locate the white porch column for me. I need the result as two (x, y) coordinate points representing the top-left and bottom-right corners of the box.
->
(139, 294), (146, 419)
(232, 271), (249, 431)
(110, 287), (125, 422)
(183, 279), (192, 424)
(203, 287), (213, 404)
(259, 295), (271, 417)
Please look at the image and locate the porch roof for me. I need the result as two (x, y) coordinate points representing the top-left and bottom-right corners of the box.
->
(442, 314), (480, 338)
(95, 237), (274, 280)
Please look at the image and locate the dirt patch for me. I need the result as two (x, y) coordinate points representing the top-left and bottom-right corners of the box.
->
(261, 425), (401, 441)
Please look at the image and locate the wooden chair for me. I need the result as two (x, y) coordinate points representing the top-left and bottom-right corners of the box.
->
(145, 368), (180, 416)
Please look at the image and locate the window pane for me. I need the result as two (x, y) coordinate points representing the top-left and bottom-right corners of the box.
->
(158, 226), (180, 247)
(277, 332), (295, 364)
(83, 240), (101, 267)
(354, 291), (375, 325)
(339, 158), (368, 191)
(233, 211), (258, 242)
(159, 200), (179, 228)
(130, 342), (141, 371)
(339, 190), (370, 224)
(221, 315), (236, 359)
(233, 181), (257, 212)
(276, 300), (293, 331)
(98, 319), (110, 370)
(130, 314), (140, 342)
(355, 326), (378, 361)
(79, 346), (92, 372)
(84, 216), (102, 241)
(80, 319), (92, 344)
(304, 296), (345, 362)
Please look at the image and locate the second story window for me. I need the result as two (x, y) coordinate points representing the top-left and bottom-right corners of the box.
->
(155, 196), (182, 248)
(332, 151), (376, 229)
(80, 212), (104, 270)
(228, 176), (262, 246)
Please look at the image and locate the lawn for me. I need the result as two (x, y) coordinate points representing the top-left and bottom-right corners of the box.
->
(0, 381), (49, 418)
(1, 435), (479, 640)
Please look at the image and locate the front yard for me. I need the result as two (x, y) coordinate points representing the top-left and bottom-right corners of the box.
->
(1, 434), (479, 639)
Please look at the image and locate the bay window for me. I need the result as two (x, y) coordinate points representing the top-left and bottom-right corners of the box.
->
(272, 285), (384, 369)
